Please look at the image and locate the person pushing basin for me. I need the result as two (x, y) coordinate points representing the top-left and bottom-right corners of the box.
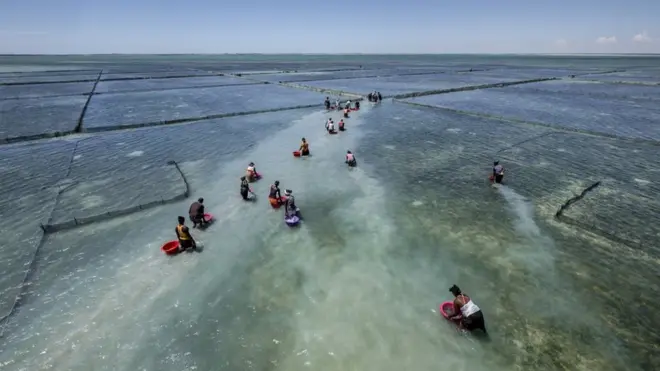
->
(176, 216), (197, 251)
(327, 119), (337, 134)
(338, 119), (345, 131)
(189, 198), (208, 228)
(240, 176), (255, 201)
(283, 189), (300, 218)
(246, 162), (261, 182)
(345, 150), (357, 167)
(298, 137), (310, 156)
(492, 161), (505, 184)
(268, 180), (286, 208)
(448, 284), (487, 334)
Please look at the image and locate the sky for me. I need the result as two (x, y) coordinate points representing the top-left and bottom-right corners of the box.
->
(0, 0), (658, 54)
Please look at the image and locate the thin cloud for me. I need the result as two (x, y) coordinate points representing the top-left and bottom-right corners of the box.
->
(632, 31), (652, 43)
(596, 36), (617, 44)
(555, 39), (568, 47)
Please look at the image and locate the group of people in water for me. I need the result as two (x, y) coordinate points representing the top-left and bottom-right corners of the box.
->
(174, 197), (209, 251)
(367, 91), (382, 103)
(172, 94), (503, 337)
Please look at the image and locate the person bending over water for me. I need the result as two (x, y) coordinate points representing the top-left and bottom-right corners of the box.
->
(284, 189), (298, 217)
(493, 161), (505, 184)
(299, 138), (310, 156)
(176, 216), (196, 251)
(449, 285), (487, 334)
(345, 150), (357, 167)
(335, 99), (341, 109)
(355, 101), (360, 110)
(240, 176), (252, 200)
(343, 108), (349, 118)
(188, 198), (207, 228)
(327, 120), (336, 133)
(246, 162), (259, 182)
(269, 180), (283, 207)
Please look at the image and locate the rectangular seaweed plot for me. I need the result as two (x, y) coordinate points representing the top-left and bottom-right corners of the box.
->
(0, 140), (77, 193)
(0, 81), (94, 99)
(560, 187), (660, 256)
(358, 102), (552, 187)
(465, 68), (596, 80)
(499, 132), (660, 183)
(0, 95), (88, 140)
(249, 69), (400, 83)
(66, 109), (313, 180)
(498, 131), (660, 219)
(583, 70), (660, 84)
(300, 73), (526, 97)
(82, 84), (325, 131)
(0, 140), (76, 318)
(405, 87), (660, 141)
(95, 75), (258, 94)
(0, 188), (58, 321)
(0, 69), (100, 79)
(500, 79), (660, 102)
(47, 165), (187, 228)
(99, 70), (216, 80)
(0, 74), (99, 85)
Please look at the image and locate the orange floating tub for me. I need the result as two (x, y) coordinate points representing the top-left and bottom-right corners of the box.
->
(161, 240), (180, 255)
(293, 151), (301, 157)
(269, 196), (287, 209)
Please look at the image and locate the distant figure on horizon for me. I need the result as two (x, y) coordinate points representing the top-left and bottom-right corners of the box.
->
(367, 92), (373, 102)
(355, 101), (360, 110)
(377, 91), (382, 102)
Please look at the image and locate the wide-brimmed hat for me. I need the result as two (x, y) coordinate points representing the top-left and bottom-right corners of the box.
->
(285, 189), (292, 195)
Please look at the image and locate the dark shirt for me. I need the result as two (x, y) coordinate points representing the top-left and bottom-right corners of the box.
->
(189, 202), (204, 217)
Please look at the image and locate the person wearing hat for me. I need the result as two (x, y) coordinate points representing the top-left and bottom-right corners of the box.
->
(283, 189), (298, 217)
(448, 284), (487, 334)
(188, 197), (207, 228)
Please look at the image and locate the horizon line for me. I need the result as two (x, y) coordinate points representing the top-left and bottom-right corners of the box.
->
(1, 52), (659, 57)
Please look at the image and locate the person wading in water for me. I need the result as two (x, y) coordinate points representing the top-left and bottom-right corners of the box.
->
(176, 216), (197, 251)
(448, 284), (487, 335)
